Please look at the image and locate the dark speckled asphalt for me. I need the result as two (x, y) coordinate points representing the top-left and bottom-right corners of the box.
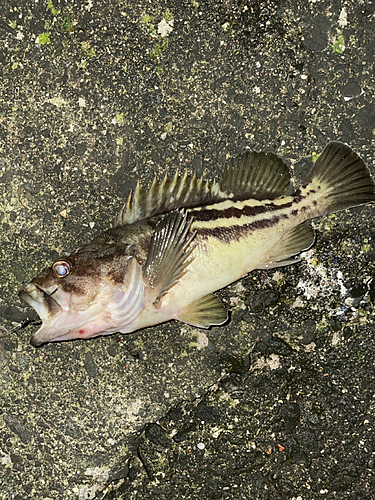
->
(1, 1), (375, 499)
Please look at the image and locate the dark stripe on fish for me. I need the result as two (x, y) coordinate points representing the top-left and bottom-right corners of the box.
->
(190, 190), (307, 222)
(195, 214), (289, 242)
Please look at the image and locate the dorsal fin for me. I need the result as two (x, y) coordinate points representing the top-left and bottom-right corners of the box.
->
(116, 170), (226, 226)
(116, 150), (291, 226)
(219, 151), (291, 201)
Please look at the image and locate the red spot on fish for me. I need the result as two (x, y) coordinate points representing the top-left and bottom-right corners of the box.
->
(79, 329), (85, 334)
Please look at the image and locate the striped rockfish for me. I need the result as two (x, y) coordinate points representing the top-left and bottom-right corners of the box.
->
(19, 142), (375, 346)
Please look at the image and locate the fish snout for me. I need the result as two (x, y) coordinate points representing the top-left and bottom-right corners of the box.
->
(19, 283), (63, 320)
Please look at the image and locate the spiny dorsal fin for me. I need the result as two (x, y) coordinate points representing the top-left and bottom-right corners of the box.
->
(116, 150), (291, 226)
(220, 151), (291, 201)
(145, 210), (196, 304)
(116, 170), (225, 226)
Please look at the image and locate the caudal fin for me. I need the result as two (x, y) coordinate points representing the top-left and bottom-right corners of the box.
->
(303, 142), (375, 214)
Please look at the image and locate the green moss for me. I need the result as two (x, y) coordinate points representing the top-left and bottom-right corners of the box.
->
(142, 14), (154, 24)
(164, 9), (174, 22)
(142, 14), (157, 36)
(61, 15), (74, 34)
(149, 38), (169, 59)
(37, 32), (51, 45)
(47, 0), (60, 16)
(116, 113), (125, 125)
(332, 35), (345, 53)
(312, 151), (320, 162)
(80, 41), (96, 59)
(361, 244), (371, 253)
(157, 453), (168, 468)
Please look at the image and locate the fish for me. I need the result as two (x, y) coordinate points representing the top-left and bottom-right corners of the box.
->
(19, 141), (375, 347)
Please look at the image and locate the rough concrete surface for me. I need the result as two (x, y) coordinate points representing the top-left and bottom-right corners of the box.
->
(1, 0), (375, 499)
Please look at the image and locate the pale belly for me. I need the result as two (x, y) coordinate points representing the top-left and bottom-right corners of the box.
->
(131, 218), (294, 330)
(167, 226), (282, 309)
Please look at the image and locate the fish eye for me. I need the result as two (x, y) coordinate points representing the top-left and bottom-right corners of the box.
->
(52, 259), (73, 278)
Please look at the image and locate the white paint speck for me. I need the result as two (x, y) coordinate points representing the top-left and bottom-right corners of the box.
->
(338, 8), (348, 28)
(255, 353), (281, 371)
(48, 96), (67, 107)
(331, 332), (341, 346)
(197, 442), (205, 450)
(192, 330), (209, 350)
(85, 467), (109, 481)
(296, 250), (348, 301)
(211, 427), (220, 438)
(158, 19), (174, 37)
(1, 455), (11, 465)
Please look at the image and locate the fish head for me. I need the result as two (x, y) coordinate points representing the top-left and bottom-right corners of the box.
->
(19, 244), (144, 346)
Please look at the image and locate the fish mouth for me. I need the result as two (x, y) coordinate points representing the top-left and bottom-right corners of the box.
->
(19, 284), (63, 347)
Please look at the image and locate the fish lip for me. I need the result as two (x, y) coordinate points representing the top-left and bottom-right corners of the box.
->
(18, 289), (34, 307)
(30, 334), (42, 347)
(19, 284), (63, 346)
(19, 284), (61, 314)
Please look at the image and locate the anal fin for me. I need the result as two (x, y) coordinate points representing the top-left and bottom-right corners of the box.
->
(176, 294), (228, 328)
(257, 223), (315, 269)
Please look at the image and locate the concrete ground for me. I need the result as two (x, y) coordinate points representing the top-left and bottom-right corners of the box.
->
(1, 0), (375, 499)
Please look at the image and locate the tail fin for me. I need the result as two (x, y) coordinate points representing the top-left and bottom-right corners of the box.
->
(303, 142), (375, 214)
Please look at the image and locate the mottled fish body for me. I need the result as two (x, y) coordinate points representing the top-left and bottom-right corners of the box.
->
(20, 142), (375, 346)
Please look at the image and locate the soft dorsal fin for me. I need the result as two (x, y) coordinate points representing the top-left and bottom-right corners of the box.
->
(220, 151), (291, 201)
(116, 150), (291, 226)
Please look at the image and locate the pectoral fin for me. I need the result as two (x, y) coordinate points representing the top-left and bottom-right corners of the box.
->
(176, 294), (228, 328)
(145, 210), (196, 304)
(257, 223), (315, 269)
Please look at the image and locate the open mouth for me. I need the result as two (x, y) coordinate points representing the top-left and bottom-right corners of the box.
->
(19, 283), (62, 321)
(19, 284), (65, 346)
